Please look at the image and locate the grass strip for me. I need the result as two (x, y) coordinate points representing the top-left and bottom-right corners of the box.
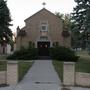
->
(52, 60), (63, 82)
(18, 61), (34, 81)
(0, 61), (7, 71)
(75, 59), (90, 73)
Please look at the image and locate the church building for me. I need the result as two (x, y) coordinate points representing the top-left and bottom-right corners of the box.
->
(16, 8), (71, 56)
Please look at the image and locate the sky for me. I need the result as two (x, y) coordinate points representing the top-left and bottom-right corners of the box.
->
(7, 0), (76, 33)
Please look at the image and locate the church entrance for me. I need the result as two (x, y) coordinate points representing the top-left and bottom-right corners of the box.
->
(37, 42), (50, 56)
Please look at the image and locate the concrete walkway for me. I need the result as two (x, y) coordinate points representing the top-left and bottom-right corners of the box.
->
(17, 60), (61, 90)
(20, 60), (61, 84)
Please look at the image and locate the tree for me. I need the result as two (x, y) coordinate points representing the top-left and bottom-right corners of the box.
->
(55, 12), (64, 20)
(72, 0), (90, 49)
(63, 14), (71, 30)
(0, 0), (13, 45)
(55, 12), (71, 37)
(86, 5), (90, 43)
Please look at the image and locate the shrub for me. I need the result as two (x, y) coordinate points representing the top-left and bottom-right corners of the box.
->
(7, 47), (38, 60)
(49, 46), (79, 62)
(87, 46), (90, 55)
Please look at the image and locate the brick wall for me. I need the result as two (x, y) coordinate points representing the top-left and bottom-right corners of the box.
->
(16, 9), (71, 50)
(0, 71), (6, 84)
(76, 72), (90, 87)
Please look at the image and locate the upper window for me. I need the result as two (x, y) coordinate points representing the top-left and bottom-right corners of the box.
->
(41, 22), (48, 31)
(42, 25), (47, 31)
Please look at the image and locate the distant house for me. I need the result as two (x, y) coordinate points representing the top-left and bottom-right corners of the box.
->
(0, 33), (16, 55)
(16, 8), (71, 56)
(0, 44), (12, 55)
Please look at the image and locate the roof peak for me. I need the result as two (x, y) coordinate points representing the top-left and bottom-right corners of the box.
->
(25, 8), (62, 22)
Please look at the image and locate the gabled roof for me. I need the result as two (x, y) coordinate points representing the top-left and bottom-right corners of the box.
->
(24, 8), (62, 22)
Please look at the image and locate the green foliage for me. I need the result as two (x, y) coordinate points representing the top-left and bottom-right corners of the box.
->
(86, 7), (90, 32)
(7, 47), (38, 60)
(71, 0), (90, 49)
(52, 60), (63, 82)
(55, 12), (71, 31)
(55, 12), (64, 20)
(0, 0), (13, 45)
(49, 46), (79, 62)
(76, 59), (90, 73)
(87, 45), (90, 55)
(0, 61), (7, 71)
(72, 0), (89, 31)
(18, 61), (33, 81)
(55, 12), (71, 39)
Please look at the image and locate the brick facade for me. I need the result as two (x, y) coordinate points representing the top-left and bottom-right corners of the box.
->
(16, 8), (71, 50)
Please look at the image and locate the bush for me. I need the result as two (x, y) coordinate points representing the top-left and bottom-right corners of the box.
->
(49, 46), (79, 62)
(87, 46), (90, 55)
(7, 47), (38, 60)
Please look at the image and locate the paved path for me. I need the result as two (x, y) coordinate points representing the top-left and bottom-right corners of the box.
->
(20, 60), (61, 84)
(17, 60), (61, 90)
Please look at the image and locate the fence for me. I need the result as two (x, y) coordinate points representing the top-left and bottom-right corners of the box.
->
(0, 61), (18, 85)
(0, 60), (90, 87)
(63, 62), (90, 87)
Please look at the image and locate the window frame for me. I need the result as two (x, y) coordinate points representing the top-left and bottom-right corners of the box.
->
(40, 21), (48, 32)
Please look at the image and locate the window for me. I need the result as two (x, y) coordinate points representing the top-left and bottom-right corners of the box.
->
(42, 25), (47, 31)
(41, 22), (48, 31)
(40, 36), (48, 40)
(53, 42), (59, 47)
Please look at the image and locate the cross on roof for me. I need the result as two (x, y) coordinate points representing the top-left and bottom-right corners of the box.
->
(42, 2), (46, 8)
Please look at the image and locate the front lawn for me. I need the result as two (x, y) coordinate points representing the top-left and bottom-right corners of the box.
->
(52, 60), (63, 82)
(0, 61), (7, 71)
(0, 55), (7, 60)
(75, 51), (90, 73)
(75, 58), (90, 73)
(18, 61), (34, 81)
(0, 61), (34, 81)
(53, 51), (90, 82)
(76, 50), (90, 60)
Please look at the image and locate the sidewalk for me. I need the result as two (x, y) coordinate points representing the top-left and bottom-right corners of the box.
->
(20, 60), (61, 84)
(17, 60), (61, 90)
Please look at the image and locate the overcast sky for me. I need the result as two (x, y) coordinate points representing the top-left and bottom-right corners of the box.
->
(7, 0), (76, 33)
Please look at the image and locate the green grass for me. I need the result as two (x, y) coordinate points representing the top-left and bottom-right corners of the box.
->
(0, 55), (8, 71)
(18, 61), (33, 81)
(76, 51), (90, 60)
(0, 61), (7, 71)
(75, 51), (90, 73)
(52, 60), (63, 82)
(53, 51), (90, 82)
(75, 58), (90, 73)
(0, 55), (7, 60)
(0, 61), (34, 82)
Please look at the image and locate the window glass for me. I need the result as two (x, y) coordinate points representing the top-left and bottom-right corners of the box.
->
(42, 25), (46, 30)
(41, 22), (48, 31)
